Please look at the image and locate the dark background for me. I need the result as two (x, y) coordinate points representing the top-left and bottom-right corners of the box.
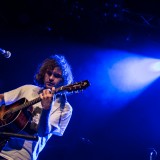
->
(1, 0), (160, 160)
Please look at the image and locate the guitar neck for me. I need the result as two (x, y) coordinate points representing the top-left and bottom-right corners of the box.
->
(23, 97), (41, 109)
(10, 97), (41, 114)
(10, 88), (62, 114)
(10, 86), (64, 113)
(9, 80), (90, 113)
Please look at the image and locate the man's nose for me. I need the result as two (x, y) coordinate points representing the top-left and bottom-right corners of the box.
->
(49, 74), (54, 80)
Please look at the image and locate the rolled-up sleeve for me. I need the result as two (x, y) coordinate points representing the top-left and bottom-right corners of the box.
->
(50, 101), (73, 136)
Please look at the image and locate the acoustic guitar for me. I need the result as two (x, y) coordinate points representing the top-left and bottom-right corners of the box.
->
(0, 80), (90, 150)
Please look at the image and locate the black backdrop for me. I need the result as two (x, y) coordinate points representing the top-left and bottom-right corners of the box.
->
(1, 1), (160, 160)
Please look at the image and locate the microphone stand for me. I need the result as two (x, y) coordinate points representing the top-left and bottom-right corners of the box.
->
(0, 132), (38, 151)
(0, 132), (38, 141)
(148, 148), (157, 160)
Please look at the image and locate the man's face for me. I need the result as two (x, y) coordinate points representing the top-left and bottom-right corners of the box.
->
(44, 67), (63, 89)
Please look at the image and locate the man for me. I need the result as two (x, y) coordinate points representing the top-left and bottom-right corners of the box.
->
(0, 54), (73, 160)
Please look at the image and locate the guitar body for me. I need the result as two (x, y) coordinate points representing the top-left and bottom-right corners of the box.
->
(0, 98), (32, 133)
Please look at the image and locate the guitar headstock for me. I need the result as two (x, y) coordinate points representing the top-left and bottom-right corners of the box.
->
(56, 80), (90, 93)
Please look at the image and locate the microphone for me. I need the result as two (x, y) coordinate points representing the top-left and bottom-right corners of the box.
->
(0, 48), (11, 58)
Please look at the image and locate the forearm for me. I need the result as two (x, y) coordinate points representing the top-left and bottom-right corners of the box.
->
(38, 109), (52, 137)
(38, 88), (55, 136)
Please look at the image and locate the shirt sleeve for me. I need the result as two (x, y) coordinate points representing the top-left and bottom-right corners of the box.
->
(49, 101), (73, 136)
(4, 86), (24, 105)
(3, 85), (40, 106)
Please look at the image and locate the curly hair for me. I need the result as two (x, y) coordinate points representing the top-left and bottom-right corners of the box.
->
(34, 54), (73, 87)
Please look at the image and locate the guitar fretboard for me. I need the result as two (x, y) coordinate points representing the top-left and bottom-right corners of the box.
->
(10, 97), (41, 114)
